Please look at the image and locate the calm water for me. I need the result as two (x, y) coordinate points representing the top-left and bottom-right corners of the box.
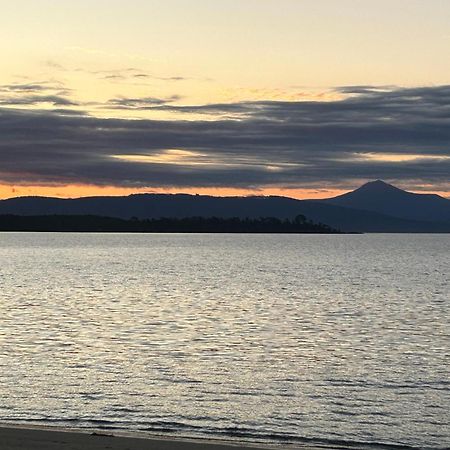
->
(0, 233), (448, 449)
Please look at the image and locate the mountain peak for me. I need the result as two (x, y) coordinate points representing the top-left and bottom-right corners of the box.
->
(357, 180), (402, 193)
(322, 179), (450, 223)
(365, 179), (389, 187)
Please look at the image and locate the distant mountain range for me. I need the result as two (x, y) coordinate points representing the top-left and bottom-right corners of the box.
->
(0, 180), (449, 232)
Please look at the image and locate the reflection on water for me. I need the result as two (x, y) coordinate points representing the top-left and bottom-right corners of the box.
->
(0, 233), (448, 449)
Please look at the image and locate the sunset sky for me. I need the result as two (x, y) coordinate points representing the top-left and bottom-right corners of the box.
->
(1, 0), (450, 199)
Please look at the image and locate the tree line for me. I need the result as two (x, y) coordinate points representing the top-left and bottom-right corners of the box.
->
(0, 214), (341, 233)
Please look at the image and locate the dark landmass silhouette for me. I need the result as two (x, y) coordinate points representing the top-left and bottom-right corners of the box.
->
(0, 181), (449, 232)
(321, 180), (450, 223)
(0, 214), (340, 233)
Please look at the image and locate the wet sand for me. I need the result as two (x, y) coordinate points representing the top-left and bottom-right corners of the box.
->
(0, 425), (301, 450)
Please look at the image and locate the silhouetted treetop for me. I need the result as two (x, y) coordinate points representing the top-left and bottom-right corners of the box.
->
(0, 214), (341, 233)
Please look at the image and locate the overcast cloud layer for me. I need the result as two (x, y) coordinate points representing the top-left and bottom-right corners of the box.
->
(1, 85), (449, 192)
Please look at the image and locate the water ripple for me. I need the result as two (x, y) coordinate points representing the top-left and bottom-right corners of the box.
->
(0, 233), (449, 449)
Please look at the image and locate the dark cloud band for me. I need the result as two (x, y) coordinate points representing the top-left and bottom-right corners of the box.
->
(0, 85), (449, 191)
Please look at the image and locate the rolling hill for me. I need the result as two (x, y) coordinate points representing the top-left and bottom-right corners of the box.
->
(1, 180), (449, 232)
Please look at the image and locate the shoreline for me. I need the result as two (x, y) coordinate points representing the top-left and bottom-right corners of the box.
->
(0, 423), (312, 450)
(0, 422), (425, 450)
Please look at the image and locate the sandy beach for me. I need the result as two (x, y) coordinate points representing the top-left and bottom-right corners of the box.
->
(0, 425), (302, 450)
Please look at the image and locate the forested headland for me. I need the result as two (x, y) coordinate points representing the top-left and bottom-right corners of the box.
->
(0, 214), (341, 233)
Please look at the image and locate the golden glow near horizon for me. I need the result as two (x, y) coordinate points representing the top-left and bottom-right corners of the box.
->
(1, 0), (450, 197)
(0, 182), (346, 200)
(2, 183), (449, 202)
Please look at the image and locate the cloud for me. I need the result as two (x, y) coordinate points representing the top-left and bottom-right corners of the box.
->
(122, 73), (188, 82)
(0, 85), (449, 191)
(42, 60), (199, 86)
(0, 95), (78, 107)
(0, 81), (70, 94)
(69, 66), (189, 83)
(0, 83), (50, 93)
(0, 81), (75, 107)
(107, 95), (182, 109)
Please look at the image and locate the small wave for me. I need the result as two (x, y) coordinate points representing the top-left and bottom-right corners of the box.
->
(135, 420), (441, 450)
(2, 417), (448, 450)
(323, 379), (450, 392)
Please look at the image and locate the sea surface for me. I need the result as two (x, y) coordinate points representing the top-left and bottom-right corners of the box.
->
(0, 233), (448, 449)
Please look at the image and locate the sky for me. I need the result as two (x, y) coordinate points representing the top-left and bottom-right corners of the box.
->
(1, 0), (450, 199)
